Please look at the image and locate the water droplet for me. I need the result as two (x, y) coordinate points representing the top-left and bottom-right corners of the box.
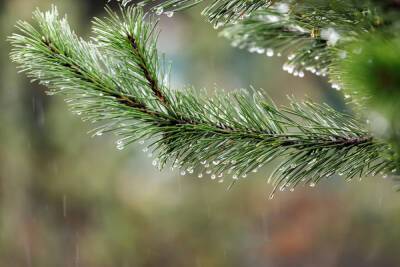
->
(211, 174), (216, 180)
(212, 160), (220, 165)
(256, 47), (265, 54)
(266, 48), (274, 57)
(139, 140), (145, 145)
(165, 11), (174, 17)
(198, 173), (203, 178)
(180, 170), (186, 176)
(331, 83), (341, 90)
(152, 160), (158, 166)
(309, 182), (316, 187)
(155, 7), (163, 15)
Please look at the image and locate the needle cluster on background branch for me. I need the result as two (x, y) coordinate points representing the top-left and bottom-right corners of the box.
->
(9, 2), (400, 195)
(122, 0), (400, 95)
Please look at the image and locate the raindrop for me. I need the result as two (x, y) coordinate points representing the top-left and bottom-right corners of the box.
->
(165, 11), (174, 17)
(309, 182), (316, 187)
(256, 47), (265, 54)
(180, 170), (186, 176)
(155, 7), (164, 15)
(266, 48), (274, 57)
(331, 83), (341, 90)
(211, 174), (216, 180)
(198, 173), (203, 178)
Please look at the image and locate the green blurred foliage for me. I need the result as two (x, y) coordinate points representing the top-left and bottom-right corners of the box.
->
(341, 36), (400, 164)
(1, 1), (400, 267)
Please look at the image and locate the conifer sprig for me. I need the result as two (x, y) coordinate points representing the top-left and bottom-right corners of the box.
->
(9, 6), (396, 195)
(117, 0), (271, 25)
(126, 0), (399, 96)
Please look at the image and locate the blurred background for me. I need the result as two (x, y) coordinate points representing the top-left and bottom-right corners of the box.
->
(1, 0), (400, 266)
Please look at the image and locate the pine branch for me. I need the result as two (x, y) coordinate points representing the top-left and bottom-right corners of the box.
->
(220, 1), (386, 82)
(9, 6), (396, 196)
(118, 0), (399, 99)
(116, 0), (271, 25)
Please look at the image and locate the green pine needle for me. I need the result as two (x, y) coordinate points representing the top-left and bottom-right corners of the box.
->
(9, 6), (396, 196)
